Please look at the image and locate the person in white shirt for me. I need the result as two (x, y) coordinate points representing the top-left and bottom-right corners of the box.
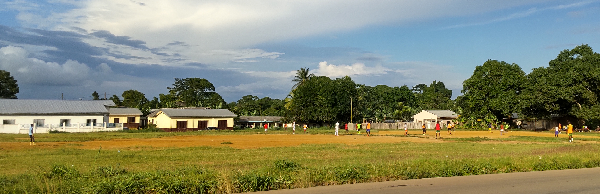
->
(335, 122), (339, 136)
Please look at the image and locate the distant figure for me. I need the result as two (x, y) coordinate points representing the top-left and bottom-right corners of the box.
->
(264, 123), (268, 133)
(303, 124), (308, 133)
(344, 123), (348, 132)
(29, 124), (35, 146)
(500, 124), (504, 136)
(422, 124), (426, 135)
(404, 123), (408, 136)
(284, 123), (287, 130)
(567, 122), (574, 142)
(448, 123), (453, 135)
(335, 122), (339, 136)
(488, 123), (492, 133)
(435, 121), (441, 139)
(555, 126), (559, 137)
(366, 122), (371, 136)
(293, 121), (296, 134)
(357, 123), (361, 134)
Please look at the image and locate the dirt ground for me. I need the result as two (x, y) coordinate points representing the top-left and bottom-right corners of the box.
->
(2, 130), (597, 151)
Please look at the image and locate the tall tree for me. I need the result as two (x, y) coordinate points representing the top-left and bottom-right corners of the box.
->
(0, 70), (19, 99)
(459, 59), (526, 121)
(167, 78), (223, 108)
(121, 90), (148, 109)
(287, 76), (357, 123)
(291, 67), (314, 90)
(109, 95), (122, 106)
(521, 45), (600, 125)
(413, 81), (453, 110)
(91, 91), (100, 100)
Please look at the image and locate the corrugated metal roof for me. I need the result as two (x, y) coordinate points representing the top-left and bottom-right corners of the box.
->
(109, 107), (143, 115)
(0, 99), (112, 115)
(425, 110), (458, 118)
(160, 108), (237, 118)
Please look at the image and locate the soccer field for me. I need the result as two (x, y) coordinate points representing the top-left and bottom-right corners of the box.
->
(2, 129), (600, 193)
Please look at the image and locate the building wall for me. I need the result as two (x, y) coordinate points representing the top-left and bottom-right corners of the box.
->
(413, 111), (437, 123)
(152, 111), (234, 130)
(109, 115), (141, 123)
(0, 115), (106, 134)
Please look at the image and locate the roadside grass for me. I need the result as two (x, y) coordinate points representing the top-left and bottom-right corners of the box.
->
(3, 133), (600, 193)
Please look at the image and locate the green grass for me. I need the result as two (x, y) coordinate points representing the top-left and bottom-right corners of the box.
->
(2, 131), (600, 193)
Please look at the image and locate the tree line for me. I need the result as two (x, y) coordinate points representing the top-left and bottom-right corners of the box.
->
(1, 45), (598, 128)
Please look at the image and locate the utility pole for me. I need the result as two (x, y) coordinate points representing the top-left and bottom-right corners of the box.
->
(350, 97), (353, 124)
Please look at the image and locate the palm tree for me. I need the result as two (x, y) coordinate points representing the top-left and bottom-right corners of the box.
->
(291, 67), (314, 90)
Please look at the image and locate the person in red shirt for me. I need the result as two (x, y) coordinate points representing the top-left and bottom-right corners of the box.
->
(435, 121), (441, 139)
(264, 123), (268, 134)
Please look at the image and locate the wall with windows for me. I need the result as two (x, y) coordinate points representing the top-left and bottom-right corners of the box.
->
(0, 115), (106, 134)
(151, 111), (233, 130)
(108, 115), (140, 124)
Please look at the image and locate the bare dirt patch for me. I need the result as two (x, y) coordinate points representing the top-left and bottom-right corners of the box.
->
(2, 130), (597, 151)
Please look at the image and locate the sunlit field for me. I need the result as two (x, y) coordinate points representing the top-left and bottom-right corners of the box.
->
(2, 128), (600, 193)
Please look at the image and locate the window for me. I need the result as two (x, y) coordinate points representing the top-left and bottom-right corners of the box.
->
(114, 118), (120, 123)
(218, 120), (227, 129)
(2, 119), (15, 124)
(127, 117), (135, 123)
(33, 119), (45, 127)
(59, 119), (71, 127)
(86, 119), (97, 126)
(198, 121), (208, 130)
(177, 121), (187, 129)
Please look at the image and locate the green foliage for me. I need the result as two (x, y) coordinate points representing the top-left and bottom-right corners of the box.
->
(92, 91), (100, 100)
(121, 90), (149, 114)
(521, 44), (600, 124)
(413, 81), (453, 110)
(167, 78), (225, 108)
(230, 95), (286, 116)
(0, 69), (19, 99)
(459, 60), (526, 121)
(357, 85), (417, 122)
(288, 76), (357, 123)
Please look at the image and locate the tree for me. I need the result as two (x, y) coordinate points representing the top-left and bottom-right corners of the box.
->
(291, 67), (314, 90)
(109, 95), (122, 106)
(413, 81), (453, 110)
(91, 91), (100, 100)
(459, 60), (526, 122)
(0, 70), (19, 99)
(121, 90), (148, 109)
(167, 78), (223, 108)
(287, 76), (357, 123)
(521, 45), (600, 126)
(159, 93), (178, 108)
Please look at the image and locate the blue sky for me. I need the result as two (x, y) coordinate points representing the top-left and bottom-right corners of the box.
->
(0, 0), (599, 102)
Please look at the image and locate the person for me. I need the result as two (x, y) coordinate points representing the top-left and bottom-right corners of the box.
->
(404, 123), (408, 136)
(29, 124), (35, 145)
(264, 123), (268, 134)
(447, 123), (452, 135)
(567, 122), (574, 142)
(344, 123), (348, 132)
(284, 123), (287, 130)
(303, 124), (308, 133)
(422, 123), (426, 135)
(292, 121), (296, 134)
(488, 123), (492, 133)
(335, 122), (339, 136)
(500, 124), (504, 136)
(555, 126), (559, 137)
(366, 122), (371, 136)
(596, 126), (600, 132)
(357, 123), (361, 134)
(435, 121), (441, 139)
(558, 123), (562, 131)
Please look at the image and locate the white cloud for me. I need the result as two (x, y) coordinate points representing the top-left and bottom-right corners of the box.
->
(0, 46), (90, 85)
(314, 61), (390, 78)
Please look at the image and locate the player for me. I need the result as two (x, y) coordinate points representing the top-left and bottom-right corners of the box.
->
(422, 123), (426, 135)
(366, 122), (371, 136)
(264, 123), (268, 134)
(435, 121), (441, 139)
(292, 121), (296, 134)
(500, 124), (504, 136)
(447, 122), (452, 135)
(404, 123), (408, 136)
(555, 125), (559, 137)
(303, 124), (308, 133)
(488, 123), (492, 133)
(357, 123), (361, 134)
(335, 122), (339, 136)
(567, 122), (573, 142)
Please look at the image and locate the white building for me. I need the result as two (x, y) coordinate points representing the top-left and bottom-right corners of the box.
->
(413, 110), (458, 129)
(0, 99), (118, 134)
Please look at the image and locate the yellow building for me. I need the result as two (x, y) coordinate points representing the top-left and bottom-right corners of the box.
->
(147, 108), (236, 131)
(108, 108), (143, 129)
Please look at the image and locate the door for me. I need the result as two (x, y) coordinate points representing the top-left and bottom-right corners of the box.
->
(217, 120), (227, 129)
(198, 121), (208, 130)
(177, 121), (187, 130)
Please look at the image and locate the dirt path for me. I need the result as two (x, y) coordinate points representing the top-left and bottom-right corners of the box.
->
(1, 130), (596, 151)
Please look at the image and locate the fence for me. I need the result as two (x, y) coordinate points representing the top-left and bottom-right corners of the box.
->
(14, 123), (124, 134)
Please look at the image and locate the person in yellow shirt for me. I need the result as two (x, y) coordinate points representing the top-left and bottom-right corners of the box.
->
(567, 122), (574, 142)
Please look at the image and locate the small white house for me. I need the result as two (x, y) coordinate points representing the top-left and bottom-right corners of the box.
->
(0, 99), (117, 134)
(413, 110), (458, 129)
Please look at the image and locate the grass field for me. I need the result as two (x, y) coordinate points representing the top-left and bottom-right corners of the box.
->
(2, 128), (600, 193)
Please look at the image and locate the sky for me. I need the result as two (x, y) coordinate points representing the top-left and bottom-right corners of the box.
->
(0, 0), (599, 102)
